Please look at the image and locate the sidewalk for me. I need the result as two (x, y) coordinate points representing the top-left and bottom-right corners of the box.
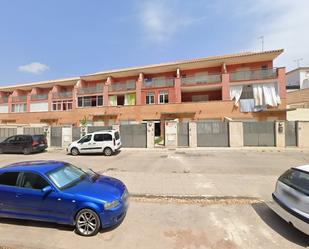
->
(104, 171), (277, 201)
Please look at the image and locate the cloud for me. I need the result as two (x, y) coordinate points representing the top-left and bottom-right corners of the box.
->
(137, 0), (205, 43)
(244, 0), (309, 70)
(18, 62), (50, 74)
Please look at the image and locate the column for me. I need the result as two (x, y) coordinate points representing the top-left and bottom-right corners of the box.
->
(147, 122), (155, 148)
(8, 95), (12, 113)
(277, 67), (286, 99)
(275, 121), (285, 147)
(189, 121), (197, 147)
(136, 73), (143, 105)
(229, 121), (244, 147)
(26, 92), (31, 112)
(221, 73), (230, 101)
(297, 122), (309, 148)
(174, 68), (181, 103)
(104, 77), (111, 106)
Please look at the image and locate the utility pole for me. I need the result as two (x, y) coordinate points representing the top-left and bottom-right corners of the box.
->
(294, 58), (303, 68)
(258, 36), (264, 51)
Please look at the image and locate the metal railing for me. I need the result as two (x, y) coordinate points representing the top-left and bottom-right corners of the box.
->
(30, 94), (48, 101)
(181, 74), (222, 86)
(12, 95), (27, 102)
(52, 91), (73, 99)
(143, 78), (174, 88)
(77, 84), (103, 95)
(0, 96), (8, 104)
(230, 68), (277, 82)
(109, 80), (136, 92)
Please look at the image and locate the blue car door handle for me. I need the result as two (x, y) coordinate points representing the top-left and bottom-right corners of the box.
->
(15, 193), (22, 198)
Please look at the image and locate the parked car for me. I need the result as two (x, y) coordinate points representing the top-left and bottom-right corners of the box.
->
(67, 130), (121, 156)
(0, 134), (47, 155)
(270, 165), (309, 235)
(0, 161), (129, 236)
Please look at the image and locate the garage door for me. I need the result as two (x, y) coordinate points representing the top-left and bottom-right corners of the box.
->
(243, 121), (275, 146)
(197, 121), (229, 147)
(120, 124), (147, 148)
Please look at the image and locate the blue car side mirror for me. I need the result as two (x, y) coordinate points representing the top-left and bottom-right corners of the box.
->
(42, 186), (53, 195)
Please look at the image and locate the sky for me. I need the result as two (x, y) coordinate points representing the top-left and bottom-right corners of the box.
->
(0, 0), (308, 86)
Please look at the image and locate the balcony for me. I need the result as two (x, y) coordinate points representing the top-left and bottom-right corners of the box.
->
(77, 84), (103, 95)
(181, 74), (222, 86)
(109, 80), (136, 92)
(230, 68), (277, 82)
(12, 95), (27, 102)
(143, 78), (174, 88)
(0, 96), (8, 104)
(52, 91), (73, 99)
(30, 94), (48, 101)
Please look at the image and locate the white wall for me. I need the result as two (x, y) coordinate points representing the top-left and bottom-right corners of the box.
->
(0, 104), (8, 113)
(287, 108), (309, 121)
(300, 71), (309, 89)
(30, 102), (48, 112)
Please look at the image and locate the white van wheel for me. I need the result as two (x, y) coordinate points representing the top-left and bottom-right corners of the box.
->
(104, 147), (112, 156)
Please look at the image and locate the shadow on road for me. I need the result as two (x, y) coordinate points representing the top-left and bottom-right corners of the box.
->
(252, 202), (309, 247)
(0, 217), (73, 232)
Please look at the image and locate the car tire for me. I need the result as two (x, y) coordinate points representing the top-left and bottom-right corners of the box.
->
(75, 209), (101, 236)
(71, 147), (79, 156)
(23, 147), (32, 155)
(104, 147), (113, 156)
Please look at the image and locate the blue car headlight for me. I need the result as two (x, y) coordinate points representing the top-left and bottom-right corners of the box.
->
(104, 200), (120, 210)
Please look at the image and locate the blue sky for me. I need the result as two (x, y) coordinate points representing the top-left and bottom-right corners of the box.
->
(0, 0), (308, 86)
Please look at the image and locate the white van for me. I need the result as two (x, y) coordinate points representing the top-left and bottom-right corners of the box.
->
(67, 130), (121, 156)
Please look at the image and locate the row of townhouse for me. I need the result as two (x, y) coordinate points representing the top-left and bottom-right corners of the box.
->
(0, 49), (286, 137)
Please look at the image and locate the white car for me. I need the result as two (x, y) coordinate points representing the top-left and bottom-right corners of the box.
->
(67, 130), (122, 156)
(269, 165), (309, 235)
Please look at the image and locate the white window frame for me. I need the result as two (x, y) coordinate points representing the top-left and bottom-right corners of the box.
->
(146, 92), (155, 104)
(158, 91), (168, 104)
(52, 100), (73, 111)
(12, 103), (27, 113)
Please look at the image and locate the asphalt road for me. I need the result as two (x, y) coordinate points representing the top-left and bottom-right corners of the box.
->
(0, 148), (308, 248)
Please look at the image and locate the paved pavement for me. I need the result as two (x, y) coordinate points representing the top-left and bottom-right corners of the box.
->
(0, 148), (309, 248)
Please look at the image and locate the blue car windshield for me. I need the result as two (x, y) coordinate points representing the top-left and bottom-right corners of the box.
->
(47, 164), (87, 189)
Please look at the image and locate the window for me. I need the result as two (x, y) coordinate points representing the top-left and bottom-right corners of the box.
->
(103, 134), (112, 141)
(158, 91), (169, 104)
(20, 173), (49, 190)
(77, 96), (103, 107)
(78, 134), (92, 143)
(94, 134), (104, 142)
(47, 164), (87, 189)
(0, 172), (19, 186)
(115, 132), (120, 140)
(146, 92), (155, 104)
(52, 100), (73, 111)
(279, 169), (309, 195)
(12, 103), (27, 113)
(4, 136), (16, 143)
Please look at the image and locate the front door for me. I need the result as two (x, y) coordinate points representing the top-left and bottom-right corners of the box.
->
(0, 172), (20, 214)
(2, 136), (18, 153)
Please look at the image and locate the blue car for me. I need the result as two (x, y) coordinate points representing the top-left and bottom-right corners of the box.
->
(0, 161), (129, 236)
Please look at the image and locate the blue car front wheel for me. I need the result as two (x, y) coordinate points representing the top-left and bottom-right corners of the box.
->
(75, 209), (101, 236)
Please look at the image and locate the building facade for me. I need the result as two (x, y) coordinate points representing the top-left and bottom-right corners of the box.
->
(286, 67), (309, 90)
(0, 50), (287, 136)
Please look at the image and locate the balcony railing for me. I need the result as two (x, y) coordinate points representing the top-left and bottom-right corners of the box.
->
(143, 78), (174, 88)
(109, 80), (136, 92)
(181, 74), (222, 86)
(230, 68), (277, 82)
(77, 84), (103, 95)
(52, 91), (73, 99)
(0, 96), (8, 104)
(30, 94), (48, 101)
(12, 95), (27, 102)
